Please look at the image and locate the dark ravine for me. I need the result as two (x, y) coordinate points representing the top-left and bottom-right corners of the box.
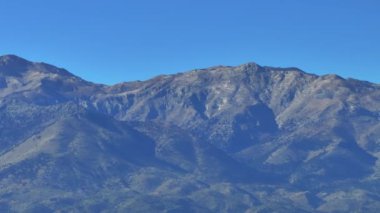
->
(0, 55), (380, 212)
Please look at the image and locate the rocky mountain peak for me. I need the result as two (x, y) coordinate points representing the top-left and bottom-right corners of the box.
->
(238, 62), (261, 70)
(0, 54), (32, 75)
(0, 55), (78, 79)
(0, 54), (30, 64)
(0, 55), (100, 103)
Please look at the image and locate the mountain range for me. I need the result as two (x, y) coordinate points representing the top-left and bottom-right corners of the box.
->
(0, 55), (380, 212)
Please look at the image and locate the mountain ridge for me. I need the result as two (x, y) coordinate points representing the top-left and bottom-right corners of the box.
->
(4, 54), (374, 86)
(0, 55), (380, 212)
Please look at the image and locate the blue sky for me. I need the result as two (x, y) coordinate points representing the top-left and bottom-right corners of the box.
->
(0, 0), (379, 84)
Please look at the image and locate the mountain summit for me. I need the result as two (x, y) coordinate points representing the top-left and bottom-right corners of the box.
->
(0, 55), (379, 212)
(0, 54), (30, 64)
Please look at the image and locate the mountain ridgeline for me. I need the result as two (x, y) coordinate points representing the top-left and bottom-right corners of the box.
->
(0, 55), (380, 212)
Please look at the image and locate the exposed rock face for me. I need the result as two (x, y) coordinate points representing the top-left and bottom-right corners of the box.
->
(0, 55), (380, 212)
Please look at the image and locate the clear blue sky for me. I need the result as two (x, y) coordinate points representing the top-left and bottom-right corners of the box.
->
(0, 0), (379, 85)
